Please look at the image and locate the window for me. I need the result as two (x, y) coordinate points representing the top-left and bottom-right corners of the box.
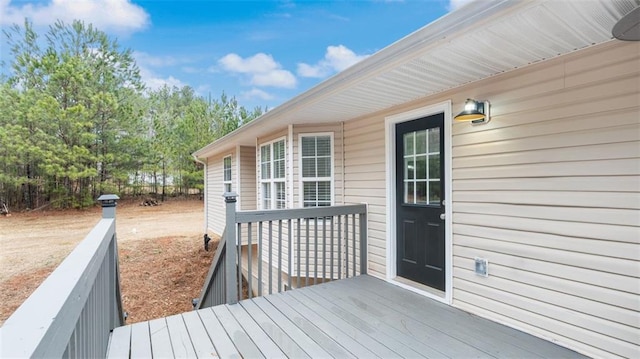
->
(223, 156), (232, 193)
(260, 139), (286, 209)
(300, 134), (332, 207)
(403, 128), (440, 205)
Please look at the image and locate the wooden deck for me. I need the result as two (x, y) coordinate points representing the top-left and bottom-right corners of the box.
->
(107, 275), (585, 358)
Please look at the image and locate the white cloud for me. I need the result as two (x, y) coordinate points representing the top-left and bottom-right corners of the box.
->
(134, 52), (179, 68)
(297, 45), (368, 79)
(241, 88), (275, 101)
(0, 0), (149, 34)
(218, 53), (297, 89)
(449, 0), (475, 11)
(139, 66), (185, 91)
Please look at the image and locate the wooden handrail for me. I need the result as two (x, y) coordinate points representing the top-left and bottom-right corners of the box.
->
(0, 214), (124, 357)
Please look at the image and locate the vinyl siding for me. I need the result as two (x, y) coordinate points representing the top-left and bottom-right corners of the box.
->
(239, 146), (256, 211)
(206, 153), (232, 236)
(342, 40), (640, 358)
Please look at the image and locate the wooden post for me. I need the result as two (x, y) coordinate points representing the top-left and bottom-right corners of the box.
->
(359, 205), (368, 275)
(98, 194), (119, 219)
(224, 192), (238, 304)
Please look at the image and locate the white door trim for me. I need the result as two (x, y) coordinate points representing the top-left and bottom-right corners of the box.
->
(384, 100), (453, 305)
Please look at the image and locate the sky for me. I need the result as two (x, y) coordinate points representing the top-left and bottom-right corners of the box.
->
(0, 0), (472, 110)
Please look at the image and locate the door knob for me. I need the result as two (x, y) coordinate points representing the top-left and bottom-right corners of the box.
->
(440, 213), (446, 220)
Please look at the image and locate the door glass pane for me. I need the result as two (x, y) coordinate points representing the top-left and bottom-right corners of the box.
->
(403, 126), (441, 205)
(416, 181), (427, 204)
(415, 155), (426, 180)
(428, 155), (440, 179)
(429, 181), (441, 204)
(404, 132), (414, 156)
(416, 130), (427, 154)
(405, 181), (414, 203)
(428, 128), (440, 153)
(405, 158), (415, 180)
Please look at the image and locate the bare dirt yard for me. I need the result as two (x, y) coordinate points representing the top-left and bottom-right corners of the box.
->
(0, 199), (218, 325)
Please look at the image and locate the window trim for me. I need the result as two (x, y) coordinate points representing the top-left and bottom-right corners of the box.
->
(298, 132), (334, 208)
(259, 137), (287, 210)
(222, 155), (232, 193)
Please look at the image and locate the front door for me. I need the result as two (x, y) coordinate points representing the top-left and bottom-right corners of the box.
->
(395, 113), (445, 291)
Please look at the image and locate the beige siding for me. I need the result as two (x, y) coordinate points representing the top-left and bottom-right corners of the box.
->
(343, 118), (387, 279)
(343, 41), (640, 358)
(206, 153), (232, 236)
(239, 146), (256, 211)
(448, 41), (640, 359)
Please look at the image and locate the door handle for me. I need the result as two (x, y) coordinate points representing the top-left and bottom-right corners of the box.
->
(440, 213), (446, 220)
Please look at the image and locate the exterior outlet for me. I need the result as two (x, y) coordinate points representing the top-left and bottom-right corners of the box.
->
(474, 257), (489, 277)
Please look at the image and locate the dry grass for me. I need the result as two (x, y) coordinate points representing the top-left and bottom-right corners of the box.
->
(0, 199), (215, 325)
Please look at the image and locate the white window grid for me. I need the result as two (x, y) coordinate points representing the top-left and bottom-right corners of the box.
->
(259, 138), (286, 209)
(299, 133), (333, 207)
(223, 155), (232, 193)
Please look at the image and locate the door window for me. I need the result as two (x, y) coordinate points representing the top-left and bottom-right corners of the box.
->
(403, 128), (440, 205)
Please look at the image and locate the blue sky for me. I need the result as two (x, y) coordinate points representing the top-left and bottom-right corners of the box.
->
(1, 0), (470, 110)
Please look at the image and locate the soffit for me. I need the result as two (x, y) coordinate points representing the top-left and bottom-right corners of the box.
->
(195, 0), (637, 158)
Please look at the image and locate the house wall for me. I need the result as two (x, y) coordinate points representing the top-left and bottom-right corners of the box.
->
(239, 146), (256, 211)
(343, 40), (639, 358)
(206, 152), (233, 236)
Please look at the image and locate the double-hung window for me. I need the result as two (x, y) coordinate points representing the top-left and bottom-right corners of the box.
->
(223, 156), (232, 193)
(300, 134), (332, 207)
(260, 139), (286, 209)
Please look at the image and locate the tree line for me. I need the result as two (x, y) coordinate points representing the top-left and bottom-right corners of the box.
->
(0, 20), (263, 210)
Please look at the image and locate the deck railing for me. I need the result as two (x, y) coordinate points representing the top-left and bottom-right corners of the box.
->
(195, 230), (227, 309)
(197, 192), (367, 307)
(0, 195), (125, 358)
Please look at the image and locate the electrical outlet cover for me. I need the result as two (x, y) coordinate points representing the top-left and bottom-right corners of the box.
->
(474, 257), (489, 277)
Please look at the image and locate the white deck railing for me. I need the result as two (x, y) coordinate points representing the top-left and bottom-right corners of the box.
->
(196, 193), (367, 308)
(0, 196), (125, 358)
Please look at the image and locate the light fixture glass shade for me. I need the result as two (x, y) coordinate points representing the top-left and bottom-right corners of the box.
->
(454, 99), (490, 123)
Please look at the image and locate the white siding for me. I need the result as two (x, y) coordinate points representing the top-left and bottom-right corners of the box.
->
(343, 41), (640, 358)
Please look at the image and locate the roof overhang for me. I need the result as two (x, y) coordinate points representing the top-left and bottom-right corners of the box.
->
(194, 0), (637, 159)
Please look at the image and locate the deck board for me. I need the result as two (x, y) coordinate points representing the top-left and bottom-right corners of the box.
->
(180, 311), (217, 357)
(108, 275), (587, 358)
(165, 314), (197, 358)
(211, 304), (266, 358)
(148, 318), (173, 357)
(106, 324), (130, 358)
(130, 321), (152, 357)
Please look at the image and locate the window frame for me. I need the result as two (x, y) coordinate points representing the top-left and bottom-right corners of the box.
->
(298, 132), (334, 208)
(222, 155), (232, 193)
(259, 137), (287, 210)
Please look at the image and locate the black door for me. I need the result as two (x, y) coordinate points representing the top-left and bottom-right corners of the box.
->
(395, 113), (445, 291)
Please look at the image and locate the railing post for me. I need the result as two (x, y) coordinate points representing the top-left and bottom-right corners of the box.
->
(224, 192), (238, 304)
(97, 194), (125, 328)
(359, 205), (368, 275)
(98, 194), (119, 219)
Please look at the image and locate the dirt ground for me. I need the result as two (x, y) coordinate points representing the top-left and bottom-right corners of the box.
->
(0, 199), (217, 325)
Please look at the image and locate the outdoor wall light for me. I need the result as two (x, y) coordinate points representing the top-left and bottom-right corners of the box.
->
(454, 98), (490, 124)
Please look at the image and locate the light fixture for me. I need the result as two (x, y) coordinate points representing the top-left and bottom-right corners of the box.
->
(454, 98), (490, 124)
(612, 6), (640, 41)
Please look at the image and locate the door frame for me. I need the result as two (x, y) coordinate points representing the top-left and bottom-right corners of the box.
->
(384, 100), (453, 304)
